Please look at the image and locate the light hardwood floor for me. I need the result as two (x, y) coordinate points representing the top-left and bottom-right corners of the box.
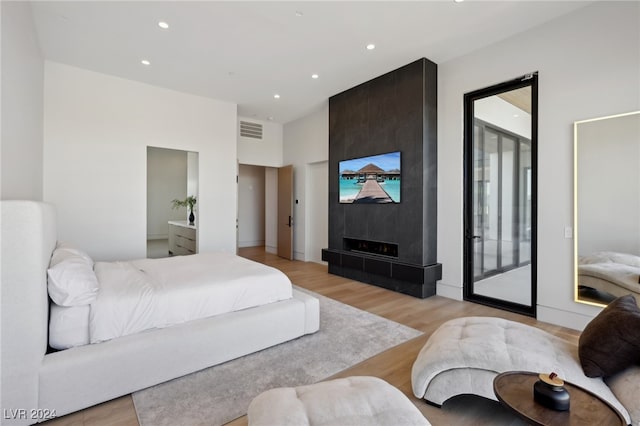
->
(45, 247), (580, 426)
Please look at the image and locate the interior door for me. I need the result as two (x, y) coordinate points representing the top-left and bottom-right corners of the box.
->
(463, 74), (537, 317)
(277, 165), (294, 259)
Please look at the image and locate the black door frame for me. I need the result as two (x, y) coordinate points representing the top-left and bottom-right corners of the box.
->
(463, 73), (538, 317)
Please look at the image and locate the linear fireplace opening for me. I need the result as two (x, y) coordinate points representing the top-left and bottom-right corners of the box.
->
(344, 238), (398, 258)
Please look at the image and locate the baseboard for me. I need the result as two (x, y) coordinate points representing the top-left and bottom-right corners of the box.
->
(436, 282), (463, 301)
(238, 240), (265, 248)
(436, 285), (595, 331)
(536, 305), (596, 332)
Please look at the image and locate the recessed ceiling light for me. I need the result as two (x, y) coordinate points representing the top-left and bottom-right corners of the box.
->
(158, 21), (169, 29)
(274, 94), (280, 99)
(513, 114), (520, 118)
(268, 116), (274, 121)
(141, 59), (151, 66)
(454, 0), (464, 3)
(295, 11), (303, 17)
(311, 74), (319, 79)
(366, 44), (376, 50)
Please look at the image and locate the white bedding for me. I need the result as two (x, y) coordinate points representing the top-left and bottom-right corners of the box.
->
(49, 303), (90, 349)
(89, 252), (293, 343)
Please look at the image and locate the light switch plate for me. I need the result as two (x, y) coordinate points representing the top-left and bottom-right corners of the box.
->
(564, 226), (573, 239)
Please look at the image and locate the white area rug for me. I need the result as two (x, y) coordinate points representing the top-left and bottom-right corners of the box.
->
(132, 288), (422, 426)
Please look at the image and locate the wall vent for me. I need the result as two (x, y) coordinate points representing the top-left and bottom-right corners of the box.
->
(240, 121), (263, 140)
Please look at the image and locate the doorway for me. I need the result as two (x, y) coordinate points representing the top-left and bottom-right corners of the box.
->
(236, 165), (292, 258)
(237, 164), (266, 249)
(463, 74), (538, 316)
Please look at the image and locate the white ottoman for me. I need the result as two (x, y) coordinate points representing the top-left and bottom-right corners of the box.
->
(248, 376), (431, 426)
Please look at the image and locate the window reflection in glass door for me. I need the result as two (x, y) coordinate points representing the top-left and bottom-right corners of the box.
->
(473, 123), (529, 283)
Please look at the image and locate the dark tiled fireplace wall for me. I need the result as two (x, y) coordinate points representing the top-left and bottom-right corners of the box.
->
(322, 58), (442, 298)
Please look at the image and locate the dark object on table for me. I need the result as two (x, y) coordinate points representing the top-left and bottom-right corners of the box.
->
(533, 372), (570, 411)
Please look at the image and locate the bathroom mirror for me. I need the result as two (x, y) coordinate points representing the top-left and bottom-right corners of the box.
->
(574, 111), (640, 306)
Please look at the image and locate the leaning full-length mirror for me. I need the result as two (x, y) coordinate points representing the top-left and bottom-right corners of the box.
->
(574, 111), (640, 306)
(463, 73), (538, 317)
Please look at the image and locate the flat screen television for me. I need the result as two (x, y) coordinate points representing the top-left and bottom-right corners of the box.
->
(339, 151), (401, 204)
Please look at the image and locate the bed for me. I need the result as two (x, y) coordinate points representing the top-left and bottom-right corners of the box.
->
(1, 201), (320, 425)
(578, 251), (640, 300)
(50, 249), (295, 348)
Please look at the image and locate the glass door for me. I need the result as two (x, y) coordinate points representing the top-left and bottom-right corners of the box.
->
(464, 74), (537, 316)
(474, 125), (530, 280)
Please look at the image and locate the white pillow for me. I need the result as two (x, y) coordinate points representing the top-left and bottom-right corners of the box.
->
(50, 242), (94, 267)
(47, 257), (99, 306)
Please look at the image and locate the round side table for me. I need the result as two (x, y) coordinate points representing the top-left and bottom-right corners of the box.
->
(493, 371), (626, 426)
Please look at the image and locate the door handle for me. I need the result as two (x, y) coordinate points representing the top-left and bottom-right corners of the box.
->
(288, 216), (292, 227)
(465, 230), (481, 240)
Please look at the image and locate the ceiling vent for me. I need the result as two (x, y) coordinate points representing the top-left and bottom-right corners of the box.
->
(240, 121), (263, 140)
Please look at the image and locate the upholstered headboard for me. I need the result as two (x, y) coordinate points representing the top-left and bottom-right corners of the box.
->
(1, 201), (56, 422)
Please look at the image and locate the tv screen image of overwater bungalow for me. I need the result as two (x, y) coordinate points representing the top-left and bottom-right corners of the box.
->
(339, 151), (401, 204)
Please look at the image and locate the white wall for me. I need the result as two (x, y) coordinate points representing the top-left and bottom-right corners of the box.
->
(1, 2), (44, 201)
(146, 147), (188, 239)
(284, 101), (329, 260)
(43, 62), (237, 261)
(237, 117), (283, 167)
(238, 164), (265, 248)
(306, 161), (328, 263)
(437, 1), (640, 329)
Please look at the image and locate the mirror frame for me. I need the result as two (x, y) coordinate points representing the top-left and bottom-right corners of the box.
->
(573, 110), (640, 307)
